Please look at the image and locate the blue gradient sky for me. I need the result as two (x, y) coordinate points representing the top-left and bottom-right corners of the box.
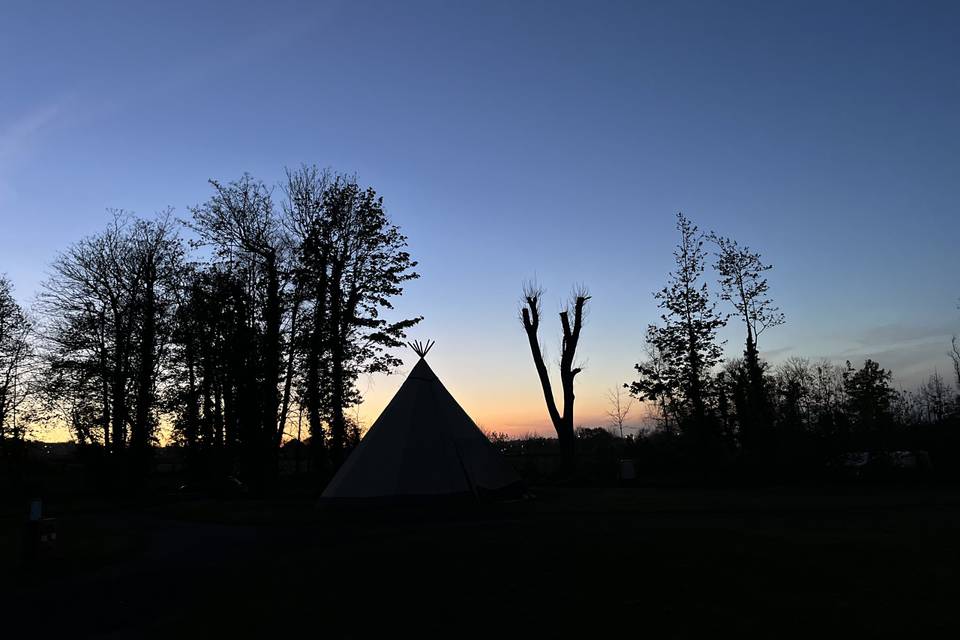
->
(2, 1), (958, 435)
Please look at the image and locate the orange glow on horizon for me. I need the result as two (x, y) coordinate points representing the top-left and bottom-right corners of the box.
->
(29, 365), (656, 444)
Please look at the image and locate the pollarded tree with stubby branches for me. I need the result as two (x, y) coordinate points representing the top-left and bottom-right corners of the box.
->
(629, 213), (725, 441)
(520, 283), (590, 474)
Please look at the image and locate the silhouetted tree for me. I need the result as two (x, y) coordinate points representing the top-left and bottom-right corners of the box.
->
(809, 359), (846, 420)
(919, 371), (952, 424)
(306, 173), (421, 467)
(38, 306), (108, 446)
(773, 357), (812, 426)
(717, 357), (750, 441)
(166, 264), (251, 476)
(628, 326), (680, 433)
(42, 214), (128, 454)
(189, 176), (291, 481)
(710, 233), (783, 454)
(0, 275), (32, 443)
(128, 214), (184, 476)
(767, 356), (819, 469)
(520, 283), (590, 474)
(606, 386), (633, 439)
(284, 166), (334, 470)
(951, 336), (960, 391)
(284, 171), (421, 466)
(629, 213), (725, 445)
(39, 212), (184, 479)
(843, 359), (894, 448)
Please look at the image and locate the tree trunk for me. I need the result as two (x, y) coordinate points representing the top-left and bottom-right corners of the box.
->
(306, 253), (329, 473)
(111, 317), (127, 456)
(199, 353), (212, 448)
(131, 270), (156, 478)
(521, 291), (589, 476)
(276, 297), (300, 448)
(187, 350), (200, 449)
(261, 251), (282, 479)
(328, 259), (347, 467)
(99, 311), (111, 451)
(306, 300), (327, 470)
(213, 381), (224, 449)
(329, 336), (347, 467)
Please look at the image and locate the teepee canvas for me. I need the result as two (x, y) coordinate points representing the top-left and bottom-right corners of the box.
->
(321, 342), (523, 501)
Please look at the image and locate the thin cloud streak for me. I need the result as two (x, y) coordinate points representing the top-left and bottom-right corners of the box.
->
(74, 4), (341, 129)
(847, 320), (959, 350)
(0, 101), (71, 209)
(0, 102), (64, 167)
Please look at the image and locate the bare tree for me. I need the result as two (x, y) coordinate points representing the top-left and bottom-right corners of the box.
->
(921, 370), (950, 423)
(189, 175), (290, 479)
(128, 213), (184, 473)
(39, 211), (184, 474)
(773, 356), (813, 428)
(710, 234), (784, 365)
(41, 213), (137, 453)
(950, 335), (960, 391)
(710, 232), (784, 452)
(520, 283), (590, 473)
(605, 386), (634, 439)
(0, 275), (33, 442)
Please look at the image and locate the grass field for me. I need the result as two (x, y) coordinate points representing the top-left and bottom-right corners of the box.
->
(3, 485), (960, 638)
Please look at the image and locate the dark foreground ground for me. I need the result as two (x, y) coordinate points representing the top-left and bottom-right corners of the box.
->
(2, 485), (960, 638)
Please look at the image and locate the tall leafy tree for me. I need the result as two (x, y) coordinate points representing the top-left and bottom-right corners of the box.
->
(189, 175), (292, 480)
(843, 359), (894, 447)
(629, 213), (725, 440)
(628, 325), (680, 433)
(319, 175), (421, 466)
(284, 166), (334, 469)
(174, 169), (420, 480)
(165, 264), (251, 475)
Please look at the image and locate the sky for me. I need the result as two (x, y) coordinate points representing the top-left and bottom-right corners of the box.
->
(1, 0), (959, 438)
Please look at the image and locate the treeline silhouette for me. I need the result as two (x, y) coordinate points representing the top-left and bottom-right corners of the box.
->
(516, 213), (960, 483)
(2, 197), (959, 494)
(0, 167), (420, 491)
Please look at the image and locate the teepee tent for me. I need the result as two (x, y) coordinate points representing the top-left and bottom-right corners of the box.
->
(321, 342), (523, 502)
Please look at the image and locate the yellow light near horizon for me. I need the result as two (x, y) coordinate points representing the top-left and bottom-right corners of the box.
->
(26, 373), (657, 445)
